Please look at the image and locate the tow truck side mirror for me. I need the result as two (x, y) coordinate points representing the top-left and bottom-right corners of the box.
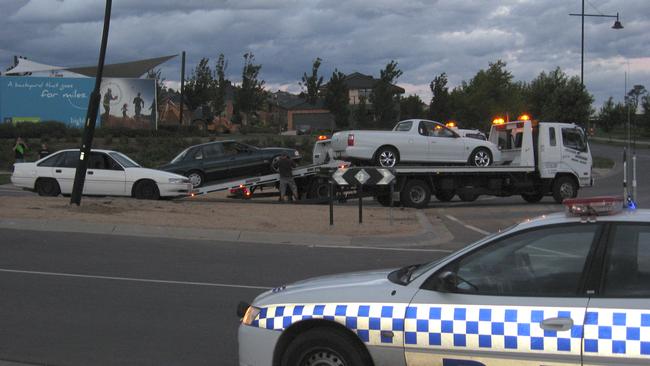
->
(436, 271), (459, 292)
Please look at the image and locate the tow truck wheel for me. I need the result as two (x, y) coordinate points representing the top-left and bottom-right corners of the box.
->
(281, 327), (371, 366)
(434, 190), (455, 202)
(401, 180), (431, 208)
(375, 193), (400, 207)
(521, 192), (544, 203)
(308, 180), (330, 201)
(552, 176), (578, 203)
(457, 190), (479, 202)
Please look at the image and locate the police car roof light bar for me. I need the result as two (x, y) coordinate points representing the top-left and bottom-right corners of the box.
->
(563, 196), (624, 216)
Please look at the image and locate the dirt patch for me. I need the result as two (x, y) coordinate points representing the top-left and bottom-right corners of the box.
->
(0, 195), (421, 237)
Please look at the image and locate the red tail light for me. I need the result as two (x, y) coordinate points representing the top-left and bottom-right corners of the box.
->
(347, 134), (355, 146)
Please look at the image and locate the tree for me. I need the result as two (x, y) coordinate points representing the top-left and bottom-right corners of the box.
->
(525, 67), (593, 124)
(448, 60), (525, 130)
(299, 57), (324, 104)
(235, 52), (266, 125)
(213, 53), (229, 118)
(324, 69), (350, 129)
(354, 96), (372, 128)
(185, 58), (215, 110)
(597, 97), (626, 133)
(400, 95), (426, 120)
(146, 68), (167, 108)
(429, 73), (451, 121)
(626, 85), (647, 113)
(641, 94), (650, 134)
(371, 60), (403, 129)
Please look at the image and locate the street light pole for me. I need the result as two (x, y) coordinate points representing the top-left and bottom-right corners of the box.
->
(569, 2), (622, 132)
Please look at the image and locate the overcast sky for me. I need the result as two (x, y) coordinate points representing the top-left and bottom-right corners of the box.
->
(1, 0), (648, 110)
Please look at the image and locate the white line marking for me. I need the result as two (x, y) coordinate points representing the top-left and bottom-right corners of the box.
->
(308, 244), (453, 253)
(0, 268), (271, 290)
(445, 215), (491, 235)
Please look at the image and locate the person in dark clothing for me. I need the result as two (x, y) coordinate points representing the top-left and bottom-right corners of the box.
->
(278, 154), (298, 202)
(13, 137), (27, 163)
(133, 92), (144, 119)
(102, 88), (117, 120)
(38, 143), (50, 159)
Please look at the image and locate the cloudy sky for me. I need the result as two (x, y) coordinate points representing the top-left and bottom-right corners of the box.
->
(1, 0), (648, 109)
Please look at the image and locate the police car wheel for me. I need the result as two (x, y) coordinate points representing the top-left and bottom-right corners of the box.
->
(134, 180), (160, 200)
(552, 176), (578, 203)
(281, 328), (370, 366)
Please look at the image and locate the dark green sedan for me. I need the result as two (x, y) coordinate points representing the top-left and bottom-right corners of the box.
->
(159, 140), (300, 188)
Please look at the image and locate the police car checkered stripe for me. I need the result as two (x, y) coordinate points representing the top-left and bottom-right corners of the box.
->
(250, 303), (650, 358)
(583, 308), (650, 357)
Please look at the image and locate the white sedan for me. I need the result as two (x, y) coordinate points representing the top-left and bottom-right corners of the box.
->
(331, 119), (501, 167)
(11, 149), (193, 199)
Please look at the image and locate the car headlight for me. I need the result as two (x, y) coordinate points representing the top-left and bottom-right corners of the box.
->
(241, 305), (261, 325)
(294, 151), (300, 157)
(168, 177), (190, 184)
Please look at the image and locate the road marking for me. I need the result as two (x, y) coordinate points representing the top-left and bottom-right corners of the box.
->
(0, 268), (271, 290)
(445, 215), (491, 235)
(307, 244), (453, 253)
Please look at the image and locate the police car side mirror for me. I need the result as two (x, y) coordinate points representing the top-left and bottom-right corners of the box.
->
(436, 271), (459, 292)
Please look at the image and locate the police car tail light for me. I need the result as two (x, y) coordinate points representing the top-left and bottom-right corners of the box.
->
(347, 134), (355, 146)
(563, 196), (624, 216)
(242, 305), (261, 325)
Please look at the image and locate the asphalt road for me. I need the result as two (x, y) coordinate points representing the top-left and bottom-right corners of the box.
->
(0, 229), (443, 366)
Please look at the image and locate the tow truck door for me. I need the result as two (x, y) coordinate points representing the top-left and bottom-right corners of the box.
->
(403, 223), (600, 366)
(559, 127), (592, 186)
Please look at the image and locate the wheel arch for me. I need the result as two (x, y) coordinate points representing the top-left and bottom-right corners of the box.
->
(130, 178), (157, 197)
(373, 144), (400, 160)
(272, 319), (375, 366)
(553, 172), (579, 189)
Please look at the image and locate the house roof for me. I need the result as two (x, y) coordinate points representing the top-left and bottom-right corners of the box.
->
(272, 91), (328, 110)
(323, 72), (406, 94)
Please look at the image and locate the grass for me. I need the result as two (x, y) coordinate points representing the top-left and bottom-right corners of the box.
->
(593, 156), (615, 169)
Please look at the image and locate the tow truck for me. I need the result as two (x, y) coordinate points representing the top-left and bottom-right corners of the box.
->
(371, 116), (593, 207)
(190, 116), (593, 208)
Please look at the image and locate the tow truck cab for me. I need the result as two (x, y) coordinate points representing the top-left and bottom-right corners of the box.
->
(489, 120), (592, 187)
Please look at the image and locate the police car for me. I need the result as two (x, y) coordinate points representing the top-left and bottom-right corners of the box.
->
(238, 197), (649, 366)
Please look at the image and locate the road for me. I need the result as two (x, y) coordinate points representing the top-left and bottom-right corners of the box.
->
(0, 230), (443, 366)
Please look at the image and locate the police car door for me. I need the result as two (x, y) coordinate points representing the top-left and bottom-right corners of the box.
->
(582, 222), (650, 366)
(405, 223), (601, 366)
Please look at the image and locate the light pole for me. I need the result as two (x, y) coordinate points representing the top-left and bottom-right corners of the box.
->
(569, 1), (623, 86)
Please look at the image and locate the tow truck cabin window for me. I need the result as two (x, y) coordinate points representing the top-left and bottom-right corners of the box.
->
(562, 128), (588, 152)
(439, 224), (598, 296)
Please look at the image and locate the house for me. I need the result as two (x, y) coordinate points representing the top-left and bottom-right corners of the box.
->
(339, 72), (405, 105)
(270, 91), (334, 133)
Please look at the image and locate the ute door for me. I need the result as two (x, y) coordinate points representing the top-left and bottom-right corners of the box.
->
(582, 222), (650, 366)
(84, 152), (127, 195)
(398, 121), (428, 162)
(404, 223), (601, 366)
(425, 122), (465, 163)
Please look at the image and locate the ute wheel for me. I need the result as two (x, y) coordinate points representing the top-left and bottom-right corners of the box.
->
(401, 180), (431, 209)
(374, 146), (399, 168)
(552, 176), (578, 203)
(134, 180), (160, 200)
(469, 147), (492, 167)
(434, 190), (455, 202)
(375, 193), (400, 207)
(271, 155), (282, 173)
(457, 190), (479, 202)
(281, 327), (371, 366)
(186, 170), (205, 188)
(36, 178), (61, 197)
(521, 192), (544, 203)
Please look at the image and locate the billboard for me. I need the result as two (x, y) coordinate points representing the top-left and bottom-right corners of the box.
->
(0, 76), (156, 129)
